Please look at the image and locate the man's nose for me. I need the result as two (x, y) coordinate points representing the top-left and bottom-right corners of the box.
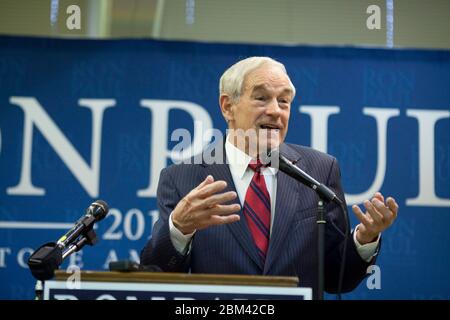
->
(265, 98), (281, 116)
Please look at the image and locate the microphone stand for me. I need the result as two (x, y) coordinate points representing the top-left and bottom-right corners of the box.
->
(317, 199), (326, 301)
(316, 197), (348, 301)
(313, 195), (350, 301)
(276, 153), (350, 301)
(34, 280), (44, 300)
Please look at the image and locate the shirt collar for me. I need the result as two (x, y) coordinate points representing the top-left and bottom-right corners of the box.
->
(225, 136), (277, 179)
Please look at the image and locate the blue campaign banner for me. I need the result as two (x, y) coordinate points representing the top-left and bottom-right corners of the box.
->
(0, 35), (449, 300)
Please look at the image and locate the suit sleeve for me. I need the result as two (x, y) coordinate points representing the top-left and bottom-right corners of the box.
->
(323, 157), (379, 293)
(140, 167), (191, 272)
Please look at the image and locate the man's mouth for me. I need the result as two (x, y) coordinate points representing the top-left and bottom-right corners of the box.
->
(259, 124), (281, 131)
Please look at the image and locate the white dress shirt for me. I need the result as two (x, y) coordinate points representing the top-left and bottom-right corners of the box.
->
(169, 138), (380, 261)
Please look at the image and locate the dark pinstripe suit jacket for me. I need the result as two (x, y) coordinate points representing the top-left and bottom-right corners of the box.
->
(140, 141), (375, 297)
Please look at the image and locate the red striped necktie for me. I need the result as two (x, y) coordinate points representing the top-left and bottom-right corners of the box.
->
(243, 160), (271, 263)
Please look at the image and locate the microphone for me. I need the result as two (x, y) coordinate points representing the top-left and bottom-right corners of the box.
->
(28, 200), (109, 281)
(56, 200), (109, 250)
(275, 152), (343, 205)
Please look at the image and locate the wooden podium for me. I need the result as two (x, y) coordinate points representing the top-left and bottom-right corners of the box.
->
(42, 270), (312, 300)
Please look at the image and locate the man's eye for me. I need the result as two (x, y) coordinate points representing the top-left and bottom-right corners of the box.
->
(255, 96), (266, 101)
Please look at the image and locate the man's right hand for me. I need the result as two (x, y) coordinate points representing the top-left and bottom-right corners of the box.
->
(171, 175), (241, 235)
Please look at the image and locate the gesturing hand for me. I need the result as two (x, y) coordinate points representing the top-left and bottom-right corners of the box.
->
(352, 192), (399, 244)
(172, 175), (241, 235)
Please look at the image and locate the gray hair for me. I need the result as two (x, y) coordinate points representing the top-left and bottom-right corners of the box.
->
(219, 56), (296, 103)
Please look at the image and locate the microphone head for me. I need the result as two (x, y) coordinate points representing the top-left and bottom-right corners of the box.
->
(89, 200), (109, 221)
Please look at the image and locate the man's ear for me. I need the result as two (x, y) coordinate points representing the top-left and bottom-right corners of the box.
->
(219, 94), (234, 122)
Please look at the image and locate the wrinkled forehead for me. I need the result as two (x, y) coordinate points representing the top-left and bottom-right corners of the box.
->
(242, 64), (294, 95)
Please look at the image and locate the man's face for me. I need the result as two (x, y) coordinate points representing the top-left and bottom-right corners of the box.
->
(226, 64), (293, 155)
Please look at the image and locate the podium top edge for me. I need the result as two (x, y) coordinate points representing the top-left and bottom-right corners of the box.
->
(54, 270), (299, 287)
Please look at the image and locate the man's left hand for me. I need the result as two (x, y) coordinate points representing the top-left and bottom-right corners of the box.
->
(352, 192), (399, 245)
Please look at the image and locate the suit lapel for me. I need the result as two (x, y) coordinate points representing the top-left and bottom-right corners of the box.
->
(264, 143), (304, 274)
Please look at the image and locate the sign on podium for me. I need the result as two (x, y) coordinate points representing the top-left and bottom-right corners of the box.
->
(43, 270), (312, 300)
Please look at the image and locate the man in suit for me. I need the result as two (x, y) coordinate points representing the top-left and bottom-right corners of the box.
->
(140, 57), (398, 297)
